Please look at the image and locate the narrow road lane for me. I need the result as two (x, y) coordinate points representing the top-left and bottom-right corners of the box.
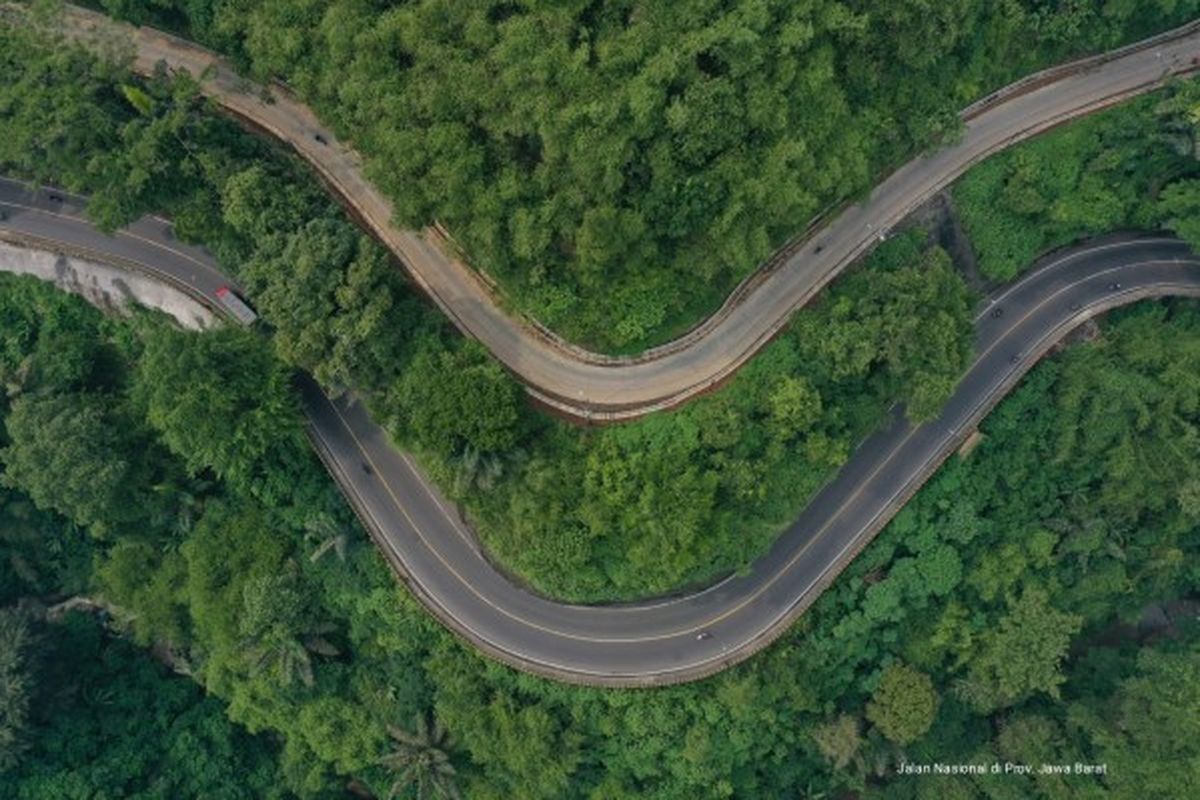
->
(35, 3), (1200, 420)
(3, 179), (1197, 684)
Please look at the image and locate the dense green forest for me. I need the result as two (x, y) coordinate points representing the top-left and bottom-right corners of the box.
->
(0, 17), (979, 600)
(4, 1), (1200, 602)
(956, 82), (1200, 281)
(2, 272), (1199, 798)
(3, 6), (1200, 799)
(89, 0), (1200, 350)
(0, 607), (285, 798)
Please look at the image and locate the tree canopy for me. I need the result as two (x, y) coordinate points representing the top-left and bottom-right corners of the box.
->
(0, 612), (285, 800)
(4, 9), (1200, 797)
(3, 263), (1199, 799)
(866, 662), (938, 745)
(135, 325), (309, 499)
(99, 0), (1200, 349)
(1, 392), (136, 537)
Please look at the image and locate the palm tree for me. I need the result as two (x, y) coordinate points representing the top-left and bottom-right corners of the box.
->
(304, 513), (349, 563)
(380, 714), (462, 800)
(450, 446), (504, 495)
(797, 783), (828, 800)
(244, 620), (339, 688)
(170, 479), (213, 538)
(245, 634), (315, 688)
(0, 496), (43, 588)
(239, 573), (340, 688)
(148, 478), (212, 540)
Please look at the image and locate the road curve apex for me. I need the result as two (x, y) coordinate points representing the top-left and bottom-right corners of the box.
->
(39, 2), (1200, 421)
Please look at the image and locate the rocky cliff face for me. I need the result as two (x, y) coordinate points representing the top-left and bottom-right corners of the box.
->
(0, 240), (215, 330)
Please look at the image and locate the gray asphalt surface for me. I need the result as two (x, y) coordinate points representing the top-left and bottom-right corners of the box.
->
(0, 179), (232, 298)
(47, 4), (1200, 421)
(3, 177), (1197, 684)
(302, 238), (1200, 685)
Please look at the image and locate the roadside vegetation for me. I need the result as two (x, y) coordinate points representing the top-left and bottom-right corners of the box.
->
(6, 11), (1199, 601)
(0, 20), (977, 601)
(88, 0), (1200, 350)
(956, 82), (1200, 281)
(2, 271), (1198, 798)
(2, 8), (1200, 799)
(0, 607), (285, 798)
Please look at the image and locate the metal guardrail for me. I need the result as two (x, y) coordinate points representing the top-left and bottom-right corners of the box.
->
(434, 17), (1200, 373)
(37, 2), (1200, 426)
(0, 227), (231, 322)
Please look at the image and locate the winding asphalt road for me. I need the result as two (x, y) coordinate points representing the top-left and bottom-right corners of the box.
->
(34, 3), (1200, 420)
(4, 178), (1199, 685)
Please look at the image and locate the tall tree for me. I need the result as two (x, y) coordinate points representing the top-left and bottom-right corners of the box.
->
(134, 326), (306, 499)
(380, 714), (462, 800)
(392, 342), (524, 459)
(239, 571), (338, 689)
(1070, 646), (1200, 799)
(959, 588), (1082, 711)
(811, 714), (862, 771)
(865, 662), (938, 745)
(1, 392), (136, 537)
